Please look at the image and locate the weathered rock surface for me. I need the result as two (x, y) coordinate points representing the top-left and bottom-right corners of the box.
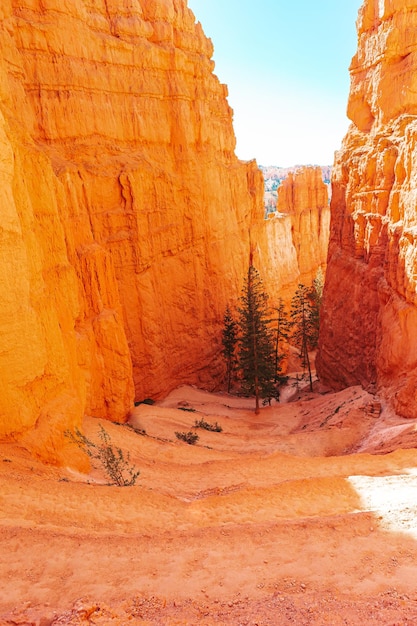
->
(317, 0), (417, 418)
(0, 0), (266, 462)
(276, 166), (329, 291)
(252, 166), (329, 306)
(0, 1), (330, 462)
(261, 164), (331, 213)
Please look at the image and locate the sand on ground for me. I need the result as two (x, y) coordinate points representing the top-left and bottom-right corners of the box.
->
(1, 382), (417, 624)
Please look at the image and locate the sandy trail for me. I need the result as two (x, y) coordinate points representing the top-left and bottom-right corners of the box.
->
(1, 384), (417, 624)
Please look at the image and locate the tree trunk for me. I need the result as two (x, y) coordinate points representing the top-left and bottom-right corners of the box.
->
(304, 335), (313, 392)
(254, 374), (260, 414)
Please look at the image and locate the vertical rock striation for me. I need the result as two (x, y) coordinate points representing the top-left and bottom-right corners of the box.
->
(0, 0), (266, 461)
(254, 166), (329, 304)
(317, 0), (417, 417)
(0, 0), (331, 462)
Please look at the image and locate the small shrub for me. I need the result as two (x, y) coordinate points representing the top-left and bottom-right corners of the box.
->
(134, 398), (155, 407)
(65, 424), (140, 487)
(175, 431), (199, 445)
(194, 418), (223, 432)
(120, 423), (147, 436)
(178, 406), (196, 413)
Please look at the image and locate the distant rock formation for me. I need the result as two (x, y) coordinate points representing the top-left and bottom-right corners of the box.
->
(317, 0), (417, 418)
(255, 167), (330, 303)
(260, 165), (331, 214)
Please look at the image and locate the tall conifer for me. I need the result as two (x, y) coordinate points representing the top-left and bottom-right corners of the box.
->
(309, 268), (324, 349)
(221, 305), (238, 393)
(272, 298), (291, 383)
(290, 283), (315, 391)
(237, 265), (276, 414)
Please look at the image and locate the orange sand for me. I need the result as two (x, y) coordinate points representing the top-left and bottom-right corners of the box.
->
(1, 383), (417, 624)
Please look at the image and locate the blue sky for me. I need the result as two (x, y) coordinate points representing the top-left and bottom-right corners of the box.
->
(187, 0), (362, 167)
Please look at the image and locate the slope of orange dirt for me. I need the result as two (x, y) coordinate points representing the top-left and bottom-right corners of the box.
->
(1, 384), (417, 624)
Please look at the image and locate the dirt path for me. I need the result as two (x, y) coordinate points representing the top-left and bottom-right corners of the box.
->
(1, 385), (417, 624)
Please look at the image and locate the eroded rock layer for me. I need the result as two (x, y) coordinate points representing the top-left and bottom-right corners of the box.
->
(0, 0), (330, 462)
(317, 0), (417, 418)
(0, 0), (268, 462)
(254, 166), (329, 304)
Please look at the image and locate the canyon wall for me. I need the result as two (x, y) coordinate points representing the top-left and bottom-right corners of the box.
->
(0, 0), (266, 462)
(254, 166), (329, 304)
(0, 0), (329, 463)
(317, 0), (417, 418)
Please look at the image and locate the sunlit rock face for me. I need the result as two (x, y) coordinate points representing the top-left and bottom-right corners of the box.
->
(253, 166), (329, 304)
(0, 0), (332, 463)
(0, 0), (268, 462)
(317, 0), (417, 418)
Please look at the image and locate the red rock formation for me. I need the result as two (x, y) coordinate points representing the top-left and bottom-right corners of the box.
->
(252, 166), (329, 305)
(0, 0), (270, 463)
(317, 0), (417, 418)
(275, 166), (329, 292)
(0, 0), (331, 463)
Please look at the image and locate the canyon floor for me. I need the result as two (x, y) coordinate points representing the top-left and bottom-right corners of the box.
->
(2, 381), (417, 625)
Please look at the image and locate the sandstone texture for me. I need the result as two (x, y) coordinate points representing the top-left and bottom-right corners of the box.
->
(251, 166), (329, 307)
(2, 385), (417, 624)
(274, 166), (329, 295)
(0, 0), (263, 462)
(317, 0), (417, 417)
(0, 1), (329, 462)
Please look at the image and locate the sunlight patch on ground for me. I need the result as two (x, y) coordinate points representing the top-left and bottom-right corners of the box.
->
(348, 474), (417, 538)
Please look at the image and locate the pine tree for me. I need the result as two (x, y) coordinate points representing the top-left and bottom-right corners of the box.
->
(237, 265), (276, 414)
(290, 283), (315, 392)
(221, 305), (238, 393)
(309, 268), (324, 349)
(272, 298), (291, 384)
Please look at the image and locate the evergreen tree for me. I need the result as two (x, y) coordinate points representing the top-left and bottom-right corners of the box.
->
(290, 283), (315, 392)
(237, 265), (276, 414)
(272, 298), (291, 384)
(221, 305), (238, 393)
(309, 268), (324, 349)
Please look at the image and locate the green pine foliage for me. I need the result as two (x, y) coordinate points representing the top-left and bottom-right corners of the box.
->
(175, 431), (199, 445)
(237, 265), (277, 414)
(309, 268), (324, 348)
(290, 283), (316, 391)
(221, 305), (238, 393)
(272, 297), (291, 382)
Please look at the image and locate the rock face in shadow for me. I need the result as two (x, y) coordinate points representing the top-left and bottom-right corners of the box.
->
(317, 0), (417, 418)
(0, 1), (330, 462)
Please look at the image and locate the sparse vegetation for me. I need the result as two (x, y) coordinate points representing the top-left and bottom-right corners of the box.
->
(134, 398), (155, 407)
(309, 268), (324, 348)
(175, 431), (199, 445)
(194, 418), (223, 432)
(178, 406), (196, 413)
(65, 424), (140, 487)
(121, 423), (147, 436)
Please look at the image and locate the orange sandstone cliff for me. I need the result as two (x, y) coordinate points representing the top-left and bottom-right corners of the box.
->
(253, 166), (329, 304)
(0, 0), (266, 462)
(0, 0), (329, 462)
(317, 0), (417, 418)
(277, 167), (329, 292)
